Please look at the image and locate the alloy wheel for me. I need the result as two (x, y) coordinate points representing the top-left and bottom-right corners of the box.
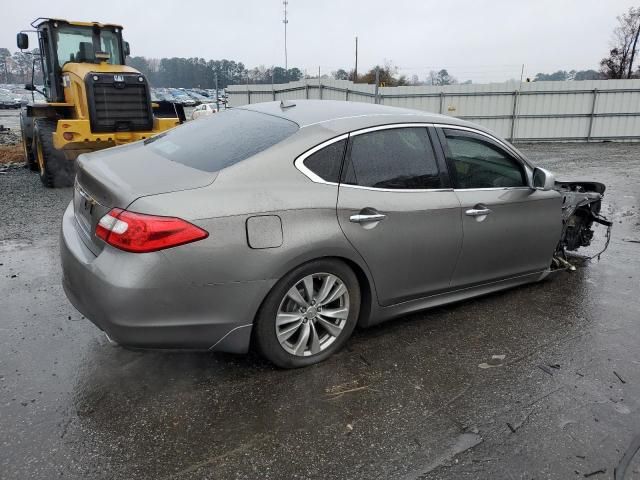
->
(275, 272), (350, 357)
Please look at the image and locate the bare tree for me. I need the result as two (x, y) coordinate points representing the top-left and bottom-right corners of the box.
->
(600, 7), (640, 79)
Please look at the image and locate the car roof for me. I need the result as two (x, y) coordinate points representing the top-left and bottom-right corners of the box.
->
(238, 99), (477, 130)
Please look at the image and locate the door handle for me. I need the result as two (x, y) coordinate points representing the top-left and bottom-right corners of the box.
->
(350, 213), (386, 223)
(465, 208), (492, 217)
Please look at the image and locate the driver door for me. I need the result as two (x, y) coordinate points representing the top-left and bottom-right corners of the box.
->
(437, 127), (562, 288)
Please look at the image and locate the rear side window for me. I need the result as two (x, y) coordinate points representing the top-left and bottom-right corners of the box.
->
(443, 130), (526, 188)
(342, 127), (441, 189)
(146, 109), (298, 172)
(303, 139), (346, 183)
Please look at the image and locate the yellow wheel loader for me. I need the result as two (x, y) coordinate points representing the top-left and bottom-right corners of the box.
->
(17, 19), (185, 187)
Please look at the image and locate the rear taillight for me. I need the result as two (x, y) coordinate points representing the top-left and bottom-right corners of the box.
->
(96, 208), (208, 253)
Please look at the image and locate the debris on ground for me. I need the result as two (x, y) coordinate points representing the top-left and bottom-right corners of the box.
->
(537, 364), (555, 376)
(613, 371), (627, 384)
(478, 354), (506, 369)
(583, 468), (606, 477)
(325, 380), (372, 398)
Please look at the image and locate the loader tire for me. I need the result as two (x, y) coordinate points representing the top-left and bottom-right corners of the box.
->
(20, 114), (37, 171)
(33, 119), (74, 188)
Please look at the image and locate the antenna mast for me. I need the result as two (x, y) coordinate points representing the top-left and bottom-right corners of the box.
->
(283, 1), (289, 71)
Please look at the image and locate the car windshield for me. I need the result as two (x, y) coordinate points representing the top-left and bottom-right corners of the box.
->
(146, 109), (299, 172)
(54, 25), (123, 65)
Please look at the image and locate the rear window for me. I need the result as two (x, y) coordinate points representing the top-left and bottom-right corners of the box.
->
(146, 109), (299, 172)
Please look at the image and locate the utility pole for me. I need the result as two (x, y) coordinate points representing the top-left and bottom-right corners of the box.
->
(354, 36), (358, 82)
(283, 1), (289, 71)
(214, 72), (219, 111)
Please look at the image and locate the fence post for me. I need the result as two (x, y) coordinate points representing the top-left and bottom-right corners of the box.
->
(272, 72), (276, 101)
(439, 91), (445, 114)
(587, 88), (598, 141)
(509, 90), (519, 142)
(374, 67), (380, 104)
(318, 67), (322, 100)
(345, 87), (349, 101)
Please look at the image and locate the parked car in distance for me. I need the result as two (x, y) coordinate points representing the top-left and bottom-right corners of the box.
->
(168, 88), (196, 106)
(0, 91), (22, 109)
(61, 100), (610, 368)
(185, 90), (210, 104)
(190, 103), (218, 120)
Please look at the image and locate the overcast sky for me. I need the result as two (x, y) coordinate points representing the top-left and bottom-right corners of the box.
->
(2, 0), (636, 83)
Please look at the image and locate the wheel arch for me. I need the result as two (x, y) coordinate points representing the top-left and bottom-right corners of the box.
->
(252, 252), (377, 334)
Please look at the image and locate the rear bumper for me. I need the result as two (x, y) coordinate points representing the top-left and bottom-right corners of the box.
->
(52, 117), (180, 151)
(60, 202), (274, 353)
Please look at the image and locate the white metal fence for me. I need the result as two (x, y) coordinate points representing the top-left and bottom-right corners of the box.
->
(226, 78), (640, 142)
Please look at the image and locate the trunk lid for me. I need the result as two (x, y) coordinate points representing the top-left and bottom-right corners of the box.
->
(73, 141), (217, 255)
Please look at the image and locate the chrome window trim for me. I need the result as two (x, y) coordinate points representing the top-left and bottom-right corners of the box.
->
(340, 184), (454, 193)
(348, 122), (432, 136)
(294, 133), (349, 186)
(294, 122), (530, 192)
(453, 187), (532, 192)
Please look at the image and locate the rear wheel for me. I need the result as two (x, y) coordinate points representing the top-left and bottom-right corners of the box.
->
(254, 259), (360, 368)
(33, 119), (74, 188)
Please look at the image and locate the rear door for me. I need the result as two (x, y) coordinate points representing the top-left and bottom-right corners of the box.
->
(436, 127), (562, 288)
(336, 125), (462, 306)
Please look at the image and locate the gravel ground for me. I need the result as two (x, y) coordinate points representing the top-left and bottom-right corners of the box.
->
(0, 141), (639, 479)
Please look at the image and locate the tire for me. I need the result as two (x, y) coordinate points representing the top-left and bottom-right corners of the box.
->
(33, 119), (74, 188)
(20, 114), (37, 171)
(254, 259), (360, 368)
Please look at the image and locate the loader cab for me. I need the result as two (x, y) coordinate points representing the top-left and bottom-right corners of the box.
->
(18, 19), (127, 103)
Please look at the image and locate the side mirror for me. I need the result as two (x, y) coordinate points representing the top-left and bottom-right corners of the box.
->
(532, 167), (555, 191)
(17, 32), (29, 50)
(24, 83), (35, 91)
(124, 41), (130, 57)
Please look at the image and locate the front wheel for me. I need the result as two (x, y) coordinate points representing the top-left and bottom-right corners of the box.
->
(20, 113), (37, 171)
(254, 259), (360, 368)
(33, 119), (73, 188)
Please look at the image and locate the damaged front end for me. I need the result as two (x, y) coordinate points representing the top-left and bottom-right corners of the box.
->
(552, 180), (613, 270)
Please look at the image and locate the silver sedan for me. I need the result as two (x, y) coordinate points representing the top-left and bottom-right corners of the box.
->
(60, 100), (610, 368)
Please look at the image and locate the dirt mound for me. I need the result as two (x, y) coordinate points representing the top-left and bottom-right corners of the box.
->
(0, 145), (24, 164)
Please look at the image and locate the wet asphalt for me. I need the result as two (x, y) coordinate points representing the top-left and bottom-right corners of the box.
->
(1, 142), (639, 479)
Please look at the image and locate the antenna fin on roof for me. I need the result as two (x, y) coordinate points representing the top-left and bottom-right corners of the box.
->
(280, 99), (296, 109)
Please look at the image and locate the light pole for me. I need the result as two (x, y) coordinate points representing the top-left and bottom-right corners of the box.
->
(354, 36), (358, 82)
(283, 1), (289, 71)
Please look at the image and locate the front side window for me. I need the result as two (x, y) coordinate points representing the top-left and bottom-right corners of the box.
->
(342, 127), (441, 189)
(443, 130), (526, 189)
(302, 139), (346, 183)
(98, 30), (122, 64)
